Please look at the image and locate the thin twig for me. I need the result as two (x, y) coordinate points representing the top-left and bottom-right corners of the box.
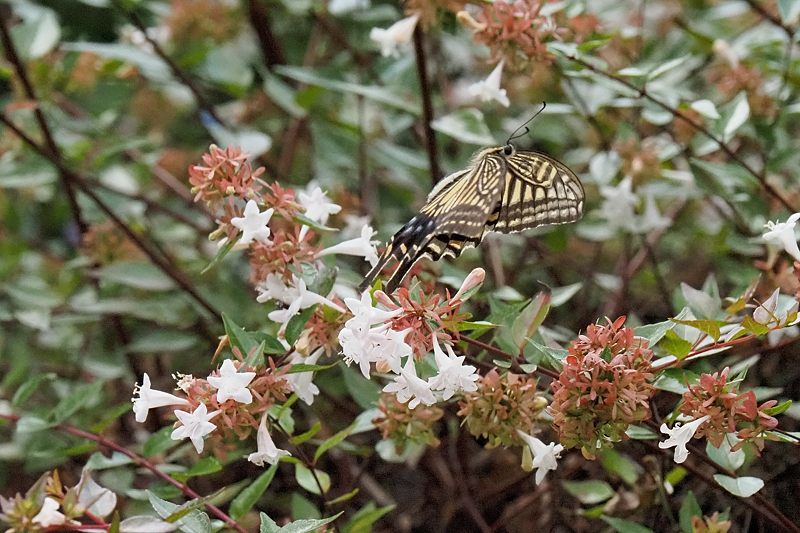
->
(0, 413), (247, 533)
(412, 25), (441, 185)
(118, 3), (225, 126)
(742, 0), (795, 35)
(565, 54), (796, 212)
(246, 0), (286, 67)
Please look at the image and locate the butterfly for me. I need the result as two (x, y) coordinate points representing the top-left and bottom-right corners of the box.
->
(358, 142), (585, 293)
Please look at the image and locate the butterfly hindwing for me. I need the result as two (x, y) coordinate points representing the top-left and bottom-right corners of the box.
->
(491, 151), (584, 233)
(359, 153), (506, 292)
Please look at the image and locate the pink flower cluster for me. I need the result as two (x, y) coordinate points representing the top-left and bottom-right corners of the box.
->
(550, 316), (655, 459)
(679, 367), (779, 452)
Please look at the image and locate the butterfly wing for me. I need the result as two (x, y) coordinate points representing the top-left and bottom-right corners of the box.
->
(490, 151), (584, 233)
(359, 153), (506, 293)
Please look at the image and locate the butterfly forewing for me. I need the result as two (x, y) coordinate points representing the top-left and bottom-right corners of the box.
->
(491, 152), (584, 233)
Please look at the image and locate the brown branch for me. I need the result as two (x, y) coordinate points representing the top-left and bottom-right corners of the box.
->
(565, 54), (796, 212)
(0, 413), (247, 533)
(742, 0), (796, 35)
(459, 335), (559, 379)
(0, 13), (87, 236)
(0, 113), (220, 322)
(413, 25), (441, 185)
(246, 0), (286, 68)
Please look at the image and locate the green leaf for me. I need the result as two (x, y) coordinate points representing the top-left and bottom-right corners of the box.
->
(286, 362), (338, 374)
(10, 4), (60, 59)
(285, 306), (316, 346)
(229, 463), (279, 520)
(290, 422), (322, 446)
(94, 262), (176, 291)
(597, 449), (641, 485)
(550, 282), (583, 306)
(263, 71), (307, 118)
(254, 332), (289, 356)
(172, 457), (222, 483)
(275, 65), (420, 114)
(712, 475), (764, 497)
(341, 365), (380, 409)
(511, 291), (551, 350)
(706, 433), (745, 471)
(146, 492), (211, 533)
(143, 427), (179, 457)
(12, 373), (56, 407)
(600, 516), (654, 533)
(659, 330), (693, 359)
(626, 425), (659, 440)
(290, 492), (320, 520)
(562, 480), (615, 505)
(430, 108), (496, 145)
(222, 313), (261, 359)
(265, 513), (343, 533)
(652, 368), (699, 394)
(763, 399), (792, 416)
(524, 339), (568, 370)
(85, 451), (133, 470)
(50, 380), (105, 423)
(294, 463), (331, 495)
(679, 491), (702, 533)
(314, 422), (356, 462)
(200, 238), (238, 275)
(722, 92), (750, 142)
(670, 319), (725, 342)
(665, 466), (688, 487)
(457, 320), (496, 333)
(342, 502), (395, 533)
(126, 330), (198, 353)
(62, 42), (171, 80)
(741, 316), (770, 336)
(634, 308), (689, 346)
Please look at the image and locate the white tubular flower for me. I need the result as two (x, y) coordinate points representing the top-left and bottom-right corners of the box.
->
(32, 498), (66, 528)
(248, 413), (291, 467)
(299, 184), (342, 224)
(230, 200), (274, 245)
(517, 431), (564, 485)
(763, 213), (800, 262)
(256, 273), (293, 304)
(382, 356), (436, 408)
(428, 334), (479, 400)
(207, 359), (256, 404)
(132, 373), (189, 423)
(468, 60), (510, 107)
(170, 403), (220, 454)
(285, 348), (323, 405)
(267, 275), (345, 330)
(753, 288), (799, 326)
(344, 291), (401, 325)
(369, 13), (420, 57)
(317, 225), (380, 266)
(339, 316), (376, 378)
(297, 184), (341, 240)
(659, 415), (711, 463)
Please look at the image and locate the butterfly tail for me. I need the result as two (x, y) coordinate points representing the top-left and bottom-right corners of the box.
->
(357, 243), (396, 293)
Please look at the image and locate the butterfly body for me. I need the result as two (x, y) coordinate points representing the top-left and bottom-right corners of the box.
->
(359, 144), (584, 293)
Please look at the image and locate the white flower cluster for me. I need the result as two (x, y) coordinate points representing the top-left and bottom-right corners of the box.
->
(131, 361), (291, 467)
(337, 287), (481, 410)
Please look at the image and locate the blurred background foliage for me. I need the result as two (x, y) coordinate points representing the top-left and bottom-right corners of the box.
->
(1, 0), (799, 531)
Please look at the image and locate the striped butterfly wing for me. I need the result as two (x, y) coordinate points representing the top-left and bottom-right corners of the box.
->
(359, 153), (506, 293)
(490, 151), (584, 234)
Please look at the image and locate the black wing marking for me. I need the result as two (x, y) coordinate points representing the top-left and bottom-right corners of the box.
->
(359, 154), (506, 293)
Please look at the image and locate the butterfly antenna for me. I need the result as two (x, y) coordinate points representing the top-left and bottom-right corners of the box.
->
(505, 102), (547, 145)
